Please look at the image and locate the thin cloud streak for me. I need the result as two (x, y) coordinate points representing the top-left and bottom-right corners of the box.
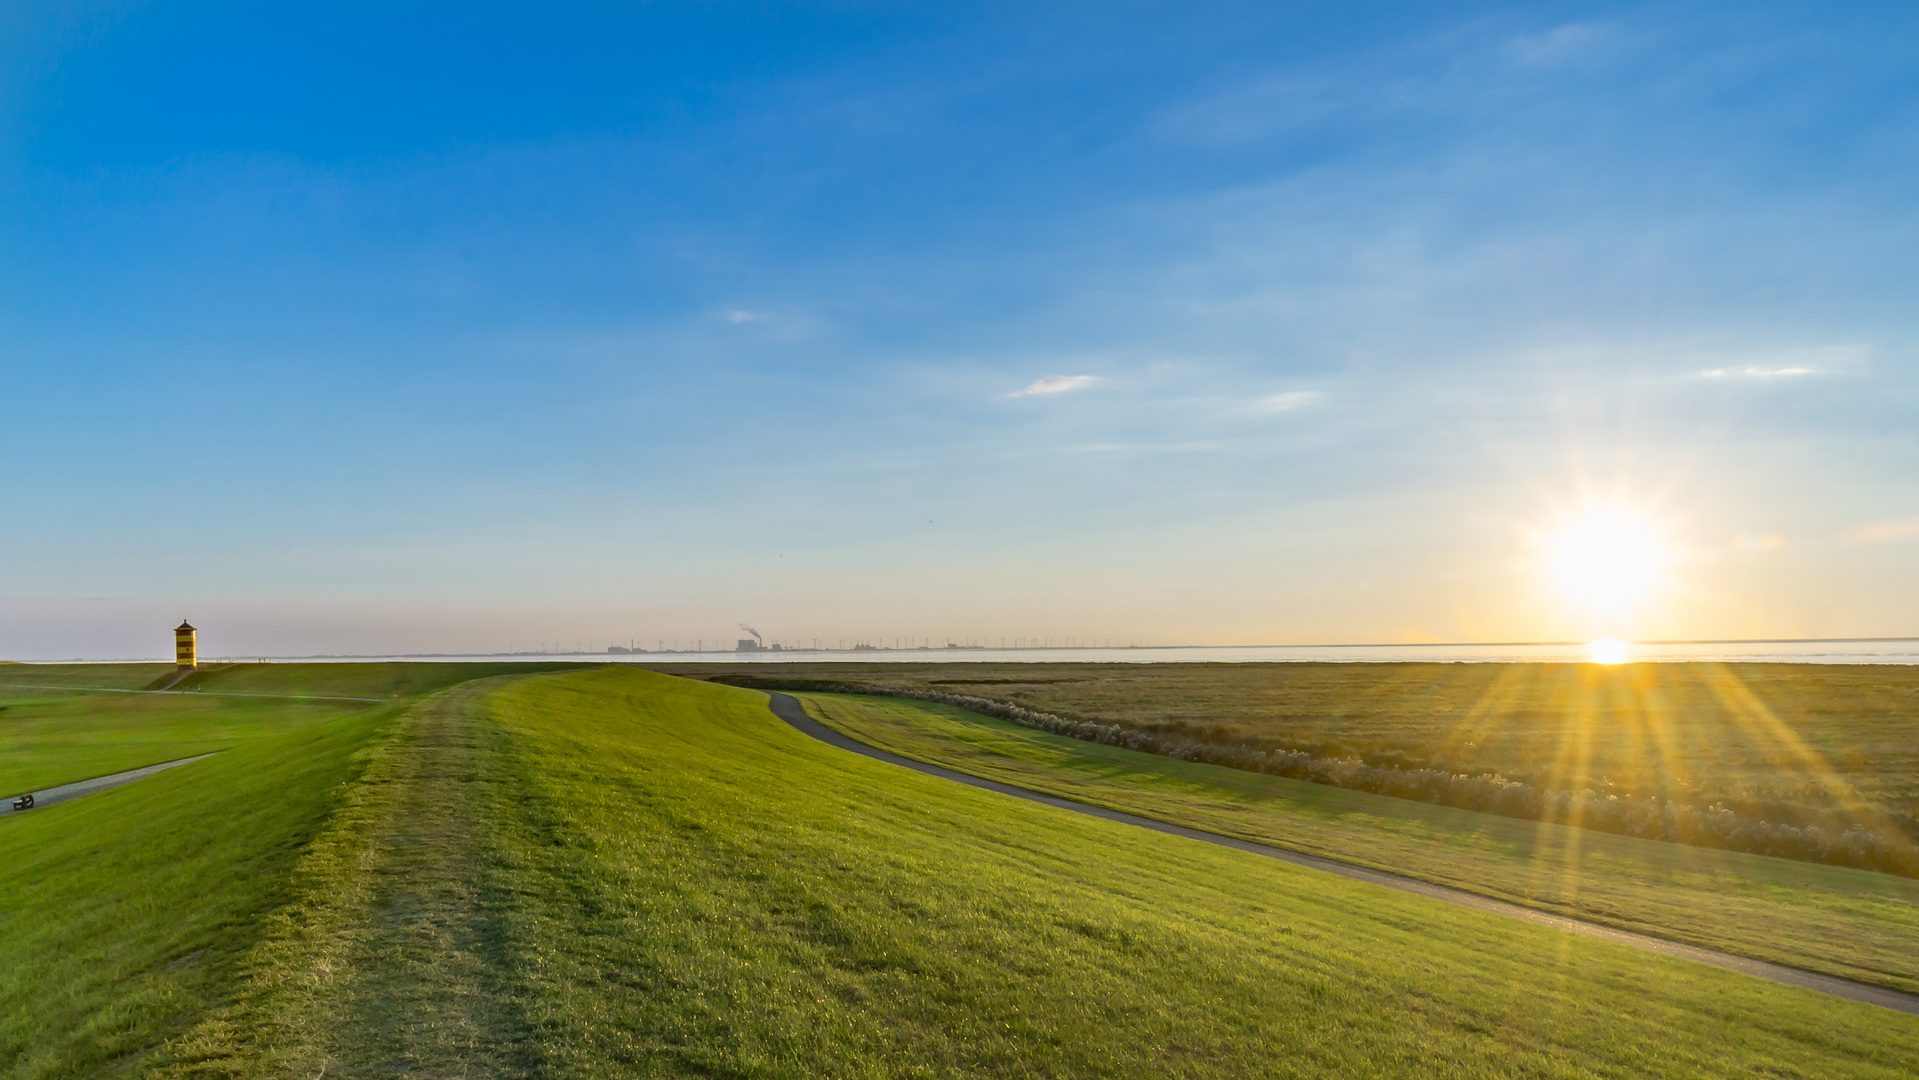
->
(1249, 391), (1324, 414)
(1503, 23), (1606, 68)
(1009, 374), (1098, 398)
(1700, 367), (1818, 378)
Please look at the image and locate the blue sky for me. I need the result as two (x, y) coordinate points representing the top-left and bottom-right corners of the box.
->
(4, 1), (1917, 658)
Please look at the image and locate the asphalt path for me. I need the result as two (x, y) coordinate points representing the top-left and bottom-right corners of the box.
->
(1, 754), (217, 818)
(765, 691), (1919, 1016)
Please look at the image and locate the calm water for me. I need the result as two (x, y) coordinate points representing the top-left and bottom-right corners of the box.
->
(171, 639), (1919, 665)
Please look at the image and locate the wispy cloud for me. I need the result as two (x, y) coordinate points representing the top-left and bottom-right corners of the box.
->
(1700, 367), (1818, 379)
(721, 309), (763, 324)
(1009, 374), (1098, 398)
(1068, 440), (1221, 454)
(1847, 517), (1919, 545)
(1248, 390), (1324, 414)
(1151, 77), (1332, 145)
(1694, 343), (1865, 381)
(1503, 24), (1605, 68)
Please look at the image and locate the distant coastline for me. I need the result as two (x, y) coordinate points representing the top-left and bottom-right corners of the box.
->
(24, 636), (1919, 666)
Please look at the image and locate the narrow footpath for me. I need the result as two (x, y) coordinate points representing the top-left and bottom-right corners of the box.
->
(313, 679), (533, 1077)
(766, 691), (1919, 1016)
(0, 754), (215, 817)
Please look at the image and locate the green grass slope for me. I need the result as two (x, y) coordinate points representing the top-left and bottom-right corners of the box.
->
(13, 665), (1917, 1076)
(173, 660), (592, 699)
(0, 663), (574, 1078)
(797, 691), (1919, 995)
(0, 691), (370, 794)
(386, 668), (1911, 1076)
(0, 662), (585, 794)
(0, 664), (174, 691)
(0, 703), (402, 1079)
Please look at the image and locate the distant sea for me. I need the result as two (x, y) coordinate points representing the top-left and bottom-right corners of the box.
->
(96, 639), (1919, 665)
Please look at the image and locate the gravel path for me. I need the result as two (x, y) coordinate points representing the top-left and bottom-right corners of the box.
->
(0, 754), (216, 817)
(767, 691), (1919, 1016)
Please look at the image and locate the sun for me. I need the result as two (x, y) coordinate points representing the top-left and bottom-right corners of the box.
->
(1535, 503), (1673, 632)
(1586, 637), (1630, 664)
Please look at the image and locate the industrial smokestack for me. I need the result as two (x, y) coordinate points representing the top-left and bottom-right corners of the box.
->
(739, 623), (763, 645)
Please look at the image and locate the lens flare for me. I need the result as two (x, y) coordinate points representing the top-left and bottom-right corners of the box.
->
(1536, 504), (1672, 632)
(1586, 637), (1629, 664)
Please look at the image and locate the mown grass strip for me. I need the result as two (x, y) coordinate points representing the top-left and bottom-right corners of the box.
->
(1, 662), (608, 1079)
(156, 678), (535, 1079)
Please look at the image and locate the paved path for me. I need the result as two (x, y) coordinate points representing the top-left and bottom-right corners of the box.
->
(1, 754), (217, 817)
(766, 692), (1919, 1016)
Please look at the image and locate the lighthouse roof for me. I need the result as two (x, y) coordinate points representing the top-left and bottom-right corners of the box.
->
(176, 620), (196, 632)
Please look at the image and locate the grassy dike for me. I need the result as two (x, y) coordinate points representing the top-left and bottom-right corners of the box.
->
(0, 702), (404, 1079)
(12, 665), (1918, 1076)
(0, 662), (581, 1079)
(795, 691), (1919, 995)
(158, 677), (540, 1078)
(170, 665), (1912, 1078)
(0, 692), (372, 795)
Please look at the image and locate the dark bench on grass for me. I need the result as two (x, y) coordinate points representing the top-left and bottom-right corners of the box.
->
(11, 793), (32, 811)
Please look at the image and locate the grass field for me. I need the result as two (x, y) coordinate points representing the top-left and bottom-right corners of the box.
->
(0, 662), (577, 1079)
(8, 662), (1918, 1077)
(166, 660), (590, 699)
(681, 661), (1919, 847)
(0, 663), (175, 691)
(171, 667), (1917, 1078)
(0, 661), (588, 795)
(0, 660), (592, 699)
(0, 691), (369, 794)
(0, 703), (404, 1078)
(792, 690), (1919, 994)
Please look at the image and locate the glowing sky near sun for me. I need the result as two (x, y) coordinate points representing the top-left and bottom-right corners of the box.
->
(2, 3), (1917, 659)
(1535, 505), (1675, 637)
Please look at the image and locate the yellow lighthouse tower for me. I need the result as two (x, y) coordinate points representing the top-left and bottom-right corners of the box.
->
(175, 621), (197, 671)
